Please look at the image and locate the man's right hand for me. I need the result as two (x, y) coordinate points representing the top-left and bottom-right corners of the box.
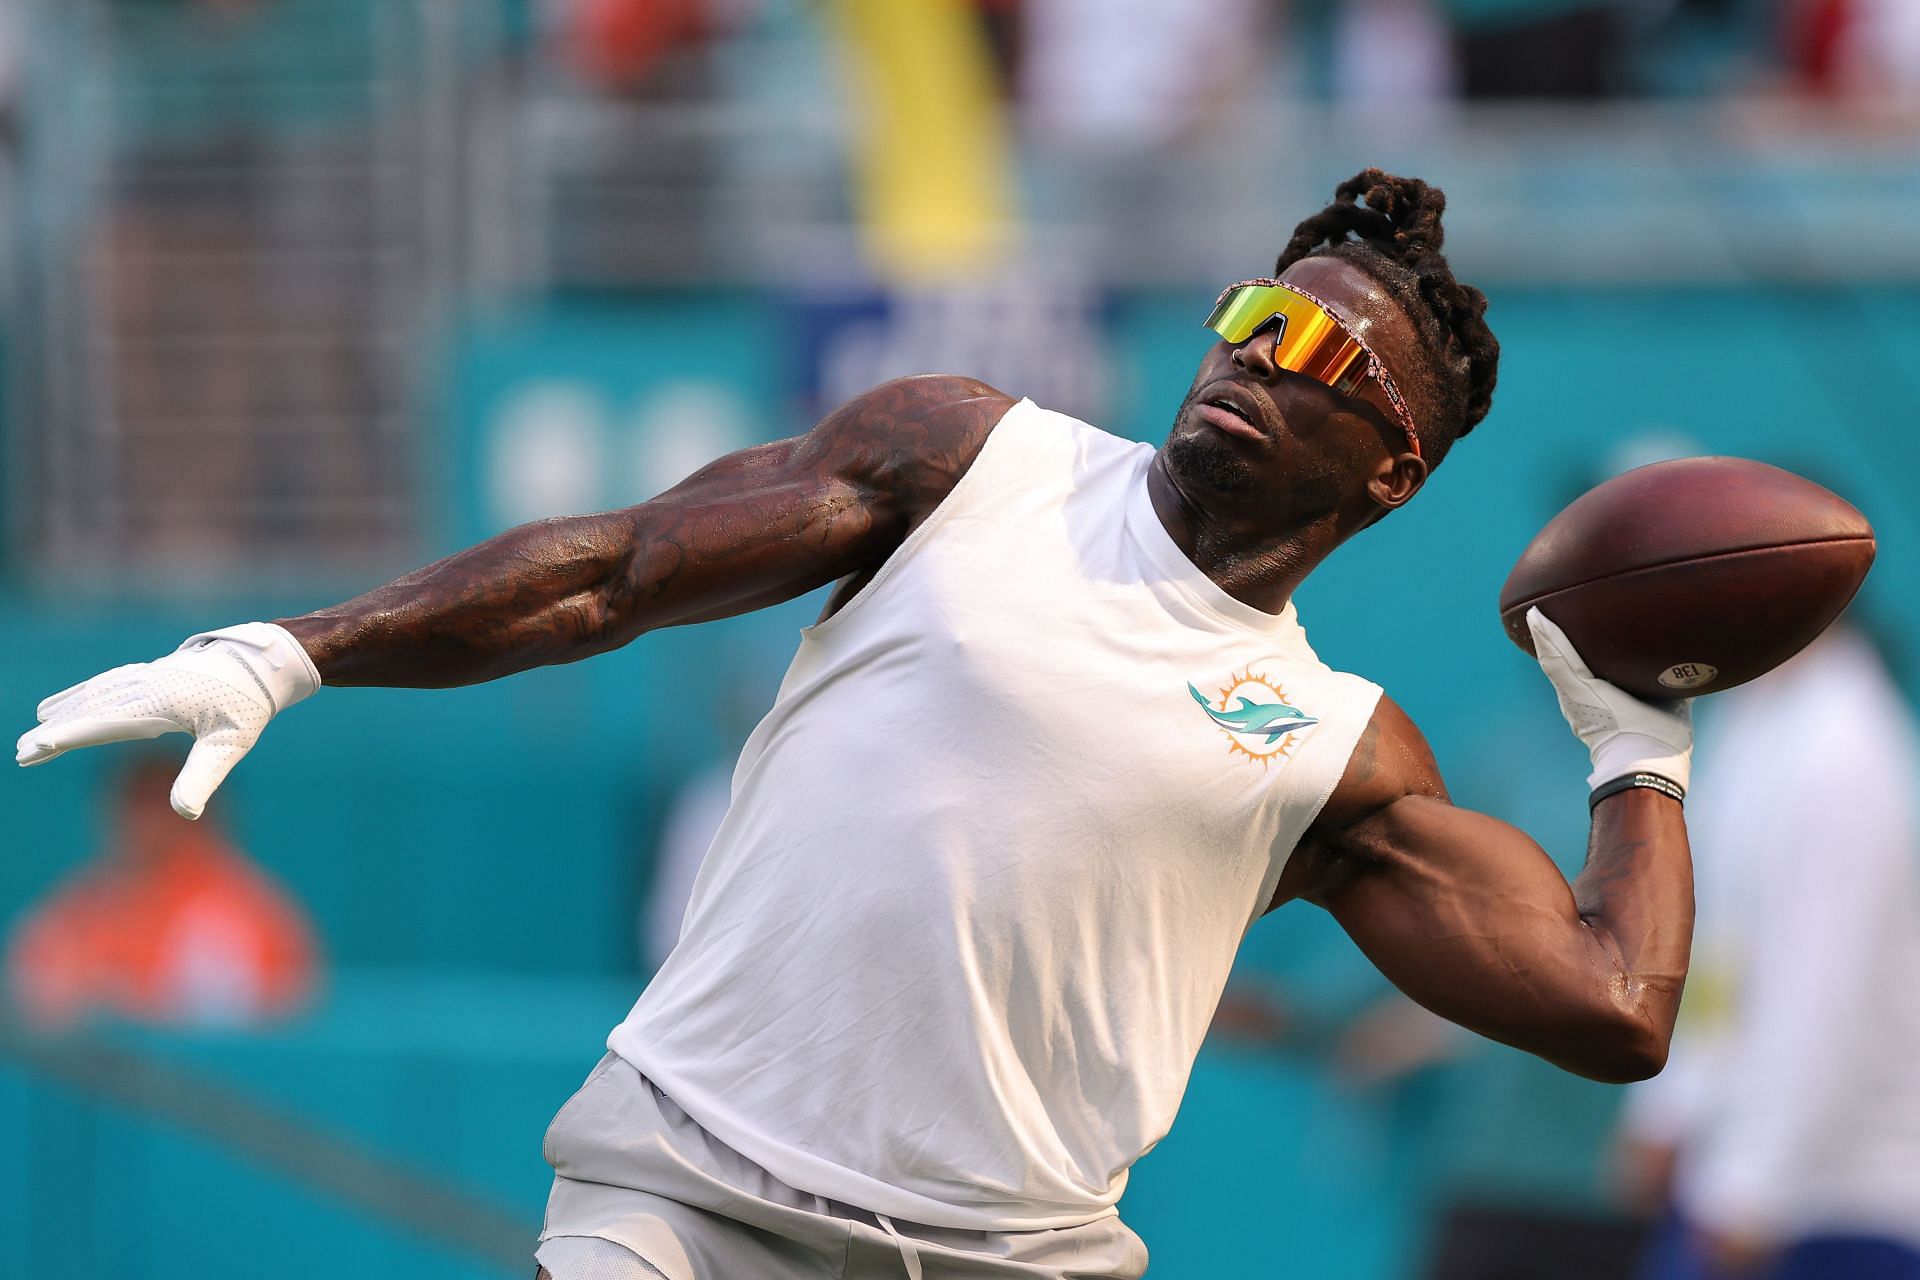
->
(15, 622), (319, 820)
(1287, 691), (1693, 1084)
(1526, 606), (1693, 794)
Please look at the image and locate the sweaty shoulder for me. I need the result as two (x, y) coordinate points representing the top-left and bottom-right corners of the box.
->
(804, 374), (1016, 538)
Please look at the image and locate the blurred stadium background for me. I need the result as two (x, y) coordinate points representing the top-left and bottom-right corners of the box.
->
(1, 0), (1917, 1276)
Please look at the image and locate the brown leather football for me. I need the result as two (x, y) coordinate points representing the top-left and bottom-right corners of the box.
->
(1498, 457), (1875, 700)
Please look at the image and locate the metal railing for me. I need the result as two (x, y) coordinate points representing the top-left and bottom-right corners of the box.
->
(508, 92), (1920, 289)
(11, 0), (469, 582)
(9, 1), (1917, 583)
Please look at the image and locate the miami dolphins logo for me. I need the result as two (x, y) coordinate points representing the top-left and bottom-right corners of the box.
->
(1189, 671), (1317, 766)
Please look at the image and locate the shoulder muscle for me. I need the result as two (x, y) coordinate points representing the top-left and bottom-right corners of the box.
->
(800, 374), (1014, 539)
(1322, 694), (1450, 829)
(1277, 694), (1451, 904)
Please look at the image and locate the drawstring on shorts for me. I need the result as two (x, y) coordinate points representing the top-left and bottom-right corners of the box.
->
(873, 1213), (924, 1280)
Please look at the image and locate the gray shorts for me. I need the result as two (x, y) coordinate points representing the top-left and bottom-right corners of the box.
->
(536, 1053), (1149, 1280)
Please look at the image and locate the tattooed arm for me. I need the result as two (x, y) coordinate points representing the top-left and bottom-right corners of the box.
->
(281, 375), (1014, 687)
(12, 376), (1009, 816)
(1273, 696), (1693, 1082)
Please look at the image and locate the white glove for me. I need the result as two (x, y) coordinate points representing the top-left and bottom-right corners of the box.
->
(1526, 606), (1692, 793)
(15, 622), (320, 820)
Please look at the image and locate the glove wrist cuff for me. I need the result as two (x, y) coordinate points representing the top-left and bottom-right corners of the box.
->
(259, 623), (323, 700)
(180, 622), (322, 711)
(1587, 732), (1691, 793)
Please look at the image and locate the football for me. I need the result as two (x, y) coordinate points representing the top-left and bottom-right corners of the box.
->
(1498, 457), (1875, 700)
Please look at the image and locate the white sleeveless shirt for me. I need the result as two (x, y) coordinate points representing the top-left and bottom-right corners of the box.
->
(610, 399), (1383, 1231)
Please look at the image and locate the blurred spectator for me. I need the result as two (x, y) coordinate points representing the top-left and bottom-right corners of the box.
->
(1617, 624), (1920, 1280)
(1847, 0), (1920, 99)
(1445, 0), (1632, 97)
(1019, 0), (1266, 148)
(1780, 0), (1855, 93)
(642, 759), (731, 972)
(1333, 0), (1455, 112)
(1781, 0), (1920, 101)
(560, 0), (711, 95)
(972, 0), (1023, 96)
(5, 756), (318, 1029)
(0, 0), (20, 135)
(78, 0), (413, 566)
(639, 664), (775, 971)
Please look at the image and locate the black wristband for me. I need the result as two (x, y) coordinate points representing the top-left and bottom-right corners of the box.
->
(1589, 772), (1687, 811)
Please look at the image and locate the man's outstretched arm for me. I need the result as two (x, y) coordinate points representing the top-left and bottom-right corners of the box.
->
(1279, 613), (1695, 1083)
(286, 375), (1012, 686)
(17, 375), (1013, 815)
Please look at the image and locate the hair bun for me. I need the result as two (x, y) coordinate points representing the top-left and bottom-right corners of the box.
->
(1335, 168), (1447, 259)
(1273, 168), (1499, 448)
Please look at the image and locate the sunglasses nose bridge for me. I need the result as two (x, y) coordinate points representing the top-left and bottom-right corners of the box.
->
(1229, 322), (1280, 378)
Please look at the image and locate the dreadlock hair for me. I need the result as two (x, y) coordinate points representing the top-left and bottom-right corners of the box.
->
(1275, 169), (1499, 467)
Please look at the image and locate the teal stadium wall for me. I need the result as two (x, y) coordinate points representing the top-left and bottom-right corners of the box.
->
(1, 285), (1916, 1278)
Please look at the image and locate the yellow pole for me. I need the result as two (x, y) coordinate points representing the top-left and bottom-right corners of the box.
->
(825, 0), (1015, 283)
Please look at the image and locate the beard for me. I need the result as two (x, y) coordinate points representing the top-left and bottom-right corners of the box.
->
(1164, 392), (1348, 517)
(1164, 428), (1259, 499)
(1164, 391), (1261, 498)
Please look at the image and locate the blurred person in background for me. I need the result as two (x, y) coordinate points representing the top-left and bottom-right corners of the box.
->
(1779, 0), (1920, 102)
(557, 0), (716, 95)
(640, 673), (771, 972)
(1616, 620), (1920, 1280)
(6, 754), (318, 1029)
(972, 0), (1023, 96)
(1446, 0), (1635, 97)
(533, 0), (738, 277)
(1333, 0), (1456, 112)
(641, 756), (731, 974)
(1847, 0), (1920, 100)
(1018, 0), (1268, 149)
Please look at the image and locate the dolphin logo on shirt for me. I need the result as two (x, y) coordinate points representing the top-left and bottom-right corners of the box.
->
(1187, 682), (1318, 745)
